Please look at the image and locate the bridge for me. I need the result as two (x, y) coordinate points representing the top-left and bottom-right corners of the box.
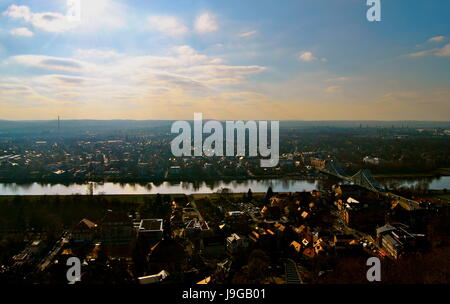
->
(315, 160), (420, 210)
(317, 161), (383, 192)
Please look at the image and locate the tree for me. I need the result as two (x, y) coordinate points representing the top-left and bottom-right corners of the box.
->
(247, 188), (253, 202)
(247, 249), (270, 282)
(265, 187), (274, 203)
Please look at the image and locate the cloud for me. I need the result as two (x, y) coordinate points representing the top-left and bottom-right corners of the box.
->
(148, 15), (188, 36)
(176, 64), (267, 85)
(3, 45), (267, 115)
(238, 30), (257, 38)
(209, 91), (267, 103)
(195, 12), (218, 34)
(406, 49), (434, 57)
(298, 51), (326, 62)
(3, 4), (77, 33)
(325, 76), (350, 82)
(74, 49), (124, 61)
(3, 5), (30, 20)
(435, 44), (450, 57)
(0, 83), (34, 96)
(428, 36), (446, 43)
(172, 45), (222, 65)
(10, 27), (33, 37)
(324, 85), (342, 93)
(34, 74), (106, 88)
(298, 51), (316, 62)
(77, 0), (126, 30)
(11, 55), (85, 72)
(406, 43), (450, 58)
(3, 1), (126, 33)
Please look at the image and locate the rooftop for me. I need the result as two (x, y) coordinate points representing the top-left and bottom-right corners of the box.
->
(139, 219), (164, 232)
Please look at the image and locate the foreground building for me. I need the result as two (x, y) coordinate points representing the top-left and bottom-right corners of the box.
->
(376, 223), (418, 259)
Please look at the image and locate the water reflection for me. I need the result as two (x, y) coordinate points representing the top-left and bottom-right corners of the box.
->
(378, 176), (450, 191)
(0, 176), (448, 196)
(0, 179), (318, 196)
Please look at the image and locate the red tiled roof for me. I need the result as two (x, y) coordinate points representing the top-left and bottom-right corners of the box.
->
(76, 218), (97, 230)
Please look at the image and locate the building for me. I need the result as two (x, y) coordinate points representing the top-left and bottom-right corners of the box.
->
(168, 166), (181, 175)
(100, 210), (133, 245)
(224, 211), (250, 234)
(185, 218), (211, 238)
(290, 241), (302, 254)
(226, 233), (249, 255)
(137, 219), (164, 243)
(363, 156), (383, 165)
(338, 195), (389, 232)
(333, 234), (357, 250)
(72, 218), (98, 244)
(376, 223), (417, 259)
(148, 239), (188, 273)
(138, 270), (170, 284)
(310, 158), (327, 169)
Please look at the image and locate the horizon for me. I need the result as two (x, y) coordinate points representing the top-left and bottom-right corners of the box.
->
(1, 118), (450, 123)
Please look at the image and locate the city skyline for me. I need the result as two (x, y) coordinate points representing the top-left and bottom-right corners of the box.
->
(1, 0), (450, 121)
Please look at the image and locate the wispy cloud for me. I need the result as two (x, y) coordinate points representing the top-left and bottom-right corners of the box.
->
(74, 49), (124, 61)
(3, 1), (126, 34)
(2, 45), (267, 116)
(406, 44), (450, 58)
(428, 36), (446, 43)
(10, 27), (33, 37)
(325, 76), (350, 82)
(324, 85), (342, 93)
(148, 15), (189, 37)
(11, 55), (85, 72)
(238, 30), (257, 38)
(3, 4), (77, 33)
(195, 12), (218, 34)
(436, 44), (450, 57)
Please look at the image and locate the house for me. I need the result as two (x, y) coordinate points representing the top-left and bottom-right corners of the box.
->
(137, 219), (164, 243)
(197, 276), (212, 284)
(226, 233), (249, 255)
(303, 248), (315, 258)
(334, 184), (366, 199)
(100, 210), (133, 245)
(72, 218), (98, 244)
(185, 218), (212, 238)
(168, 166), (181, 175)
(290, 241), (302, 253)
(148, 239), (188, 273)
(333, 234), (356, 249)
(310, 158), (326, 169)
(224, 211), (249, 234)
(313, 239), (325, 254)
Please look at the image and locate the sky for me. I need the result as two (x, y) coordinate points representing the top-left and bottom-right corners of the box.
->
(0, 0), (449, 121)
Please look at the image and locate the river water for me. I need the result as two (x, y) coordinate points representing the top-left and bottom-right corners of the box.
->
(0, 176), (449, 196)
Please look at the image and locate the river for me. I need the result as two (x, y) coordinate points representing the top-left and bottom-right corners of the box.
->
(0, 176), (449, 196)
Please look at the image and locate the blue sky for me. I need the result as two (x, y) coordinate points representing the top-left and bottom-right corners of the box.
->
(0, 0), (449, 120)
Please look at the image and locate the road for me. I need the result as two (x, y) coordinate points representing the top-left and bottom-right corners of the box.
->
(36, 232), (70, 272)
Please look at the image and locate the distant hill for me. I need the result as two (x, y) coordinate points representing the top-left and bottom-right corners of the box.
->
(0, 119), (449, 137)
(0, 120), (174, 136)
